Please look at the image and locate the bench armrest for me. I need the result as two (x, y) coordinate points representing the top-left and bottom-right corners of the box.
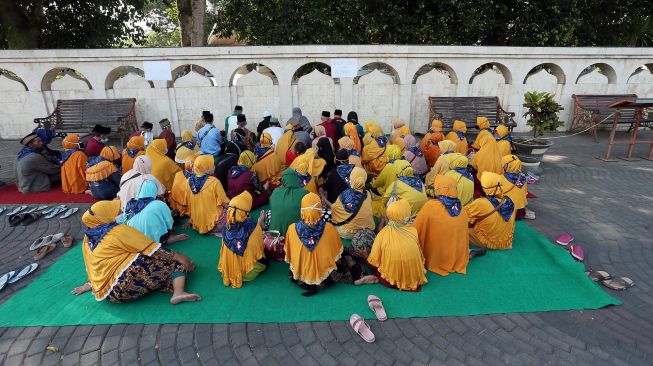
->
(33, 110), (59, 130)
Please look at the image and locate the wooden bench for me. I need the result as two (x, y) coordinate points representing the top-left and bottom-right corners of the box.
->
(428, 96), (517, 132)
(571, 94), (653, 142)
(34, 98), (138, 145)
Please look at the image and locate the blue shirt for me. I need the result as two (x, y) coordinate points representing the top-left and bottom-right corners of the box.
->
(196, 124), (222, 156)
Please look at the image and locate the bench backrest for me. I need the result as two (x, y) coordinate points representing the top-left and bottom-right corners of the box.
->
(572, 94), (638, 122)
(54, 98), (137, 133)
(429, 97), (502, 127)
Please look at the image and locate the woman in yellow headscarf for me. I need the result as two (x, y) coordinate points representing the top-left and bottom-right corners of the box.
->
(465, 171), (516, 250)
(368, 199), (427, 291)
(121, 135), (145, 174)
(425, 139), (457, 184)
(443, 153), (474, 206)
(501, 154), (529, 218)
(86, 146), (122, 200)
(185, 155), (229, 234)
(344, 122), (362, 154)
(72, 200), (201, 304)
(337, 136), (362, 167)
(383, 160), (428, 215)
(169, 154), (198, 216)
(413, 175), (469, 276)
(174, 130), (199, 165)
(275, 125), (297, 171)
(361, 131), (388, 176)
(60, 134), (88, 194)
(227, 151), (270, 209)
(419, 119), (444, 167)
(393, 136), (405, 153)
(252, 132), (281, 187)
(286, 193), (368, 296)
(146, 139), (181, 191)
(218, 191), (268, 288)
(494, 124), (513, 157)
(369, 152), (403, 217)
(330, 167), (375, 239)
(446, 120), (469, 154)
(290, 149), (326, 195)
(472, 116), (494, 150)
(390, 117), (410, 143)
(470, 134), (503, 180)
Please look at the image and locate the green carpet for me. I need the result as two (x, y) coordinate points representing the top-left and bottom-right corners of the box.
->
(0, 221), (620, 327)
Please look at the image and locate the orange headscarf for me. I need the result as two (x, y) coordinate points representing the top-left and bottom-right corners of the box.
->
(344, 122), (362, 154)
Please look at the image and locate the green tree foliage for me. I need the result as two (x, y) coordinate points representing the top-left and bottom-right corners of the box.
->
(0, 0), (148, 49)
(213, 0), (653, 47)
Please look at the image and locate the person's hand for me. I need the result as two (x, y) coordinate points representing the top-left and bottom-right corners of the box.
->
(174, 252), (195, 272)
(71, 283), (91, 295)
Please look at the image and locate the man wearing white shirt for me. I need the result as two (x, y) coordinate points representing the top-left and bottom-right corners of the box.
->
(262, 117), (283, 146)
(224, 105), (242, 141)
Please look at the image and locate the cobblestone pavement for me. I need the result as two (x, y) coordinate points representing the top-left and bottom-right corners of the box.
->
(0, 131), (652, 365)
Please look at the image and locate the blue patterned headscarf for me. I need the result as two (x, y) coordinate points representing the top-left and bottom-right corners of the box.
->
(408, 146), (423, 157)
(504, 172), (527, 188)
(229, 165), (249, 179)
(254, 146), (271, 159)
(437, 196), (462, 217)
(336, 164), (354, 183)
(125, 147), (140, 158)
(375, 136), (387, 148)
(295, 219), (326, 252)
(59, 148), (78, 165)
(17, 147), (38, 160)
(86, 156), (105, 169)
(339, 189), (367, 213)
(188, 174), (209, 194)
(453, 167), (474, 181)
(486, 196), (514, 221)
(455, 130), (465, 141)
(399, 176), (423, 191)
(85, 222), (119, 251)
(222, 218), (257, 256)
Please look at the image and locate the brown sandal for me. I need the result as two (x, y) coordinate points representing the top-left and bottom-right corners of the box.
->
(34, 243), (56, 261)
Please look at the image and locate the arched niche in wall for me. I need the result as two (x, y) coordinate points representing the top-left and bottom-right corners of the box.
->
(0, 69), (29, 91)
(292, 62), (337, 123)
(412, 62), (458, 85)
(230, 63), (279, 87)
(575, 63), (617, 84)
(469, 62), (512, 85)
(42, 68), (93, 91)
(469, 62), (512, 101)
(411, 62), (458, 132)
(230, 63), (280, 122)
(353, 62), (400, 85)
(354, 62), (399, 130)
(106, 66), (154, 89)
(626, 64), (653, 96)
(292, 62), (339, 85)
(523, 63), (565, 96)
(170, 64), (216, 87)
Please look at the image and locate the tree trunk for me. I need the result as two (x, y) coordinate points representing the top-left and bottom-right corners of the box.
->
(190, 0), (206, 46)
(0, 0), (44, 49)
(176, 0), (205, 47)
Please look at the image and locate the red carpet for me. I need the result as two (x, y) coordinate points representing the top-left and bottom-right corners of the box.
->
(0, 184), (97, 204)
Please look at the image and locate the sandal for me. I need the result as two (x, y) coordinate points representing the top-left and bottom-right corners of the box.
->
(469, 248), (487, 259)
(0, 271), (15, 292)
(34, 243), (56, 261)
(601, 277), (635, 291)
(45, 207), (66, 219)
(349, 314), (375, 343)
(59, 207), (79, 219)
(7, 263), (38, 284)
(555, 233), (574, 246)
(8, 213), (27, 227)
(567, 244), (584, 262)
(367, 295), (388, 321)
(21, 212), (43, 226)
(586, 270), (611, 282)
(41, 205), (65, 215)
(30, 236), (50, 251)
(6, 205), (27, 216)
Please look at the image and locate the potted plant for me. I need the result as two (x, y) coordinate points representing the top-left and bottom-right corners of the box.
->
(513, 91), (564, 174)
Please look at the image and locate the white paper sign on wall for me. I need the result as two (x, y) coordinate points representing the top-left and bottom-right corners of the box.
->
(143, 61), (172, 81)
(331, 59), (359, 78)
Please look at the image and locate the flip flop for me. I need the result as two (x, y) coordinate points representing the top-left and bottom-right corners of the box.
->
(6, 205), (27, 216)
(568, 244), (584, 262)
(0, 207), (5, 215)
(367, 295), (388, 321)
(45, 207), (66, 219)
(21, 212), (43, 226)
(42, 205), (66, 215)
(8, 213), (27, 227)
(34, 243), (56, 261)
(555, 233), (574, 246)
(30, 236), (49, 251)
(32, 205), (49, 213)
(0, 271), (15, 292)
(7, 263), (38, 284)
(586, 270), (612, 282)
(469, 248), (487, 259)
(601, 277), (635, 291)
(350, 314), (375, 343)
(59, 207), (79, 219)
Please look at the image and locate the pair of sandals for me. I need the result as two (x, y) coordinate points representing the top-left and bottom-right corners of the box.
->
(0, 263), (38, 292)
(30, 233), (73, 261)
(586, 270), (635, 291)
(6, 205), (78, 227)
(350, 295), (387, 343)
(40, 205), (78, 219)
(554, 233), (584, 262)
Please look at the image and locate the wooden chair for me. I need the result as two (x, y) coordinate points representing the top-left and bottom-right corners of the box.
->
(428, 96), (517, 132)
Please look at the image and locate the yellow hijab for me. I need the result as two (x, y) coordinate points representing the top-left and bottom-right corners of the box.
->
(393, 137), (405, 152)
(127, 135), (145, 151)
(344, 122), (362, 153)
(146, 139), (181, 190)
(437, 140), (457, 154)
(385, 144), (402, 161)
(285, 192), (344, 285)
(260, 132), (274, 148)
(82, 200), (121, 227)
(62, 134), (80, 149)
(100, 146), (121, 162)
(238, 150), (256, 169)
(471, 134), (503, 179)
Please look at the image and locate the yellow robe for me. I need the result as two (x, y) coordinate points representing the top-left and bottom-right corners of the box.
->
(275, 131), (297, 171)
(465, 197), (516, 250)
(285, 222), (343, 285)
(383, 180), (428, 216)
(218, 224), (265, 288)
(361, 140), (388, 176)
(470, 136), (503, 180)
(252, 149), (281, 186)
(146, 140), (181, 191)
(444, 170), (474, 206)
(471, 129), (493, 150)
(501, 175), (528, 210)
(367, 224), (427, 291)
(331, 194), (375, 238)
(186, 176), (229, 234)
(82, 225), (160, 301)
(497, 140), (512, 157)
(169, 171), (189, 216)
(61, 150), (88, 194)
(445, 131), (468, 154)
(412, 200), (469, 276)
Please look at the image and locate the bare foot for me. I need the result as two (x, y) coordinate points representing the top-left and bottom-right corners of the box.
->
(354, 275), (379, 285)
(167, 233), (190, 244)
(170, 292), (202, 305)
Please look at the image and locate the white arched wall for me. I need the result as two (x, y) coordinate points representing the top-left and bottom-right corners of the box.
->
(0, 46), (651, 138)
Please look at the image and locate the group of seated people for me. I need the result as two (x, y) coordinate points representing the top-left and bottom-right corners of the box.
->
(20, 107), (530, 303)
